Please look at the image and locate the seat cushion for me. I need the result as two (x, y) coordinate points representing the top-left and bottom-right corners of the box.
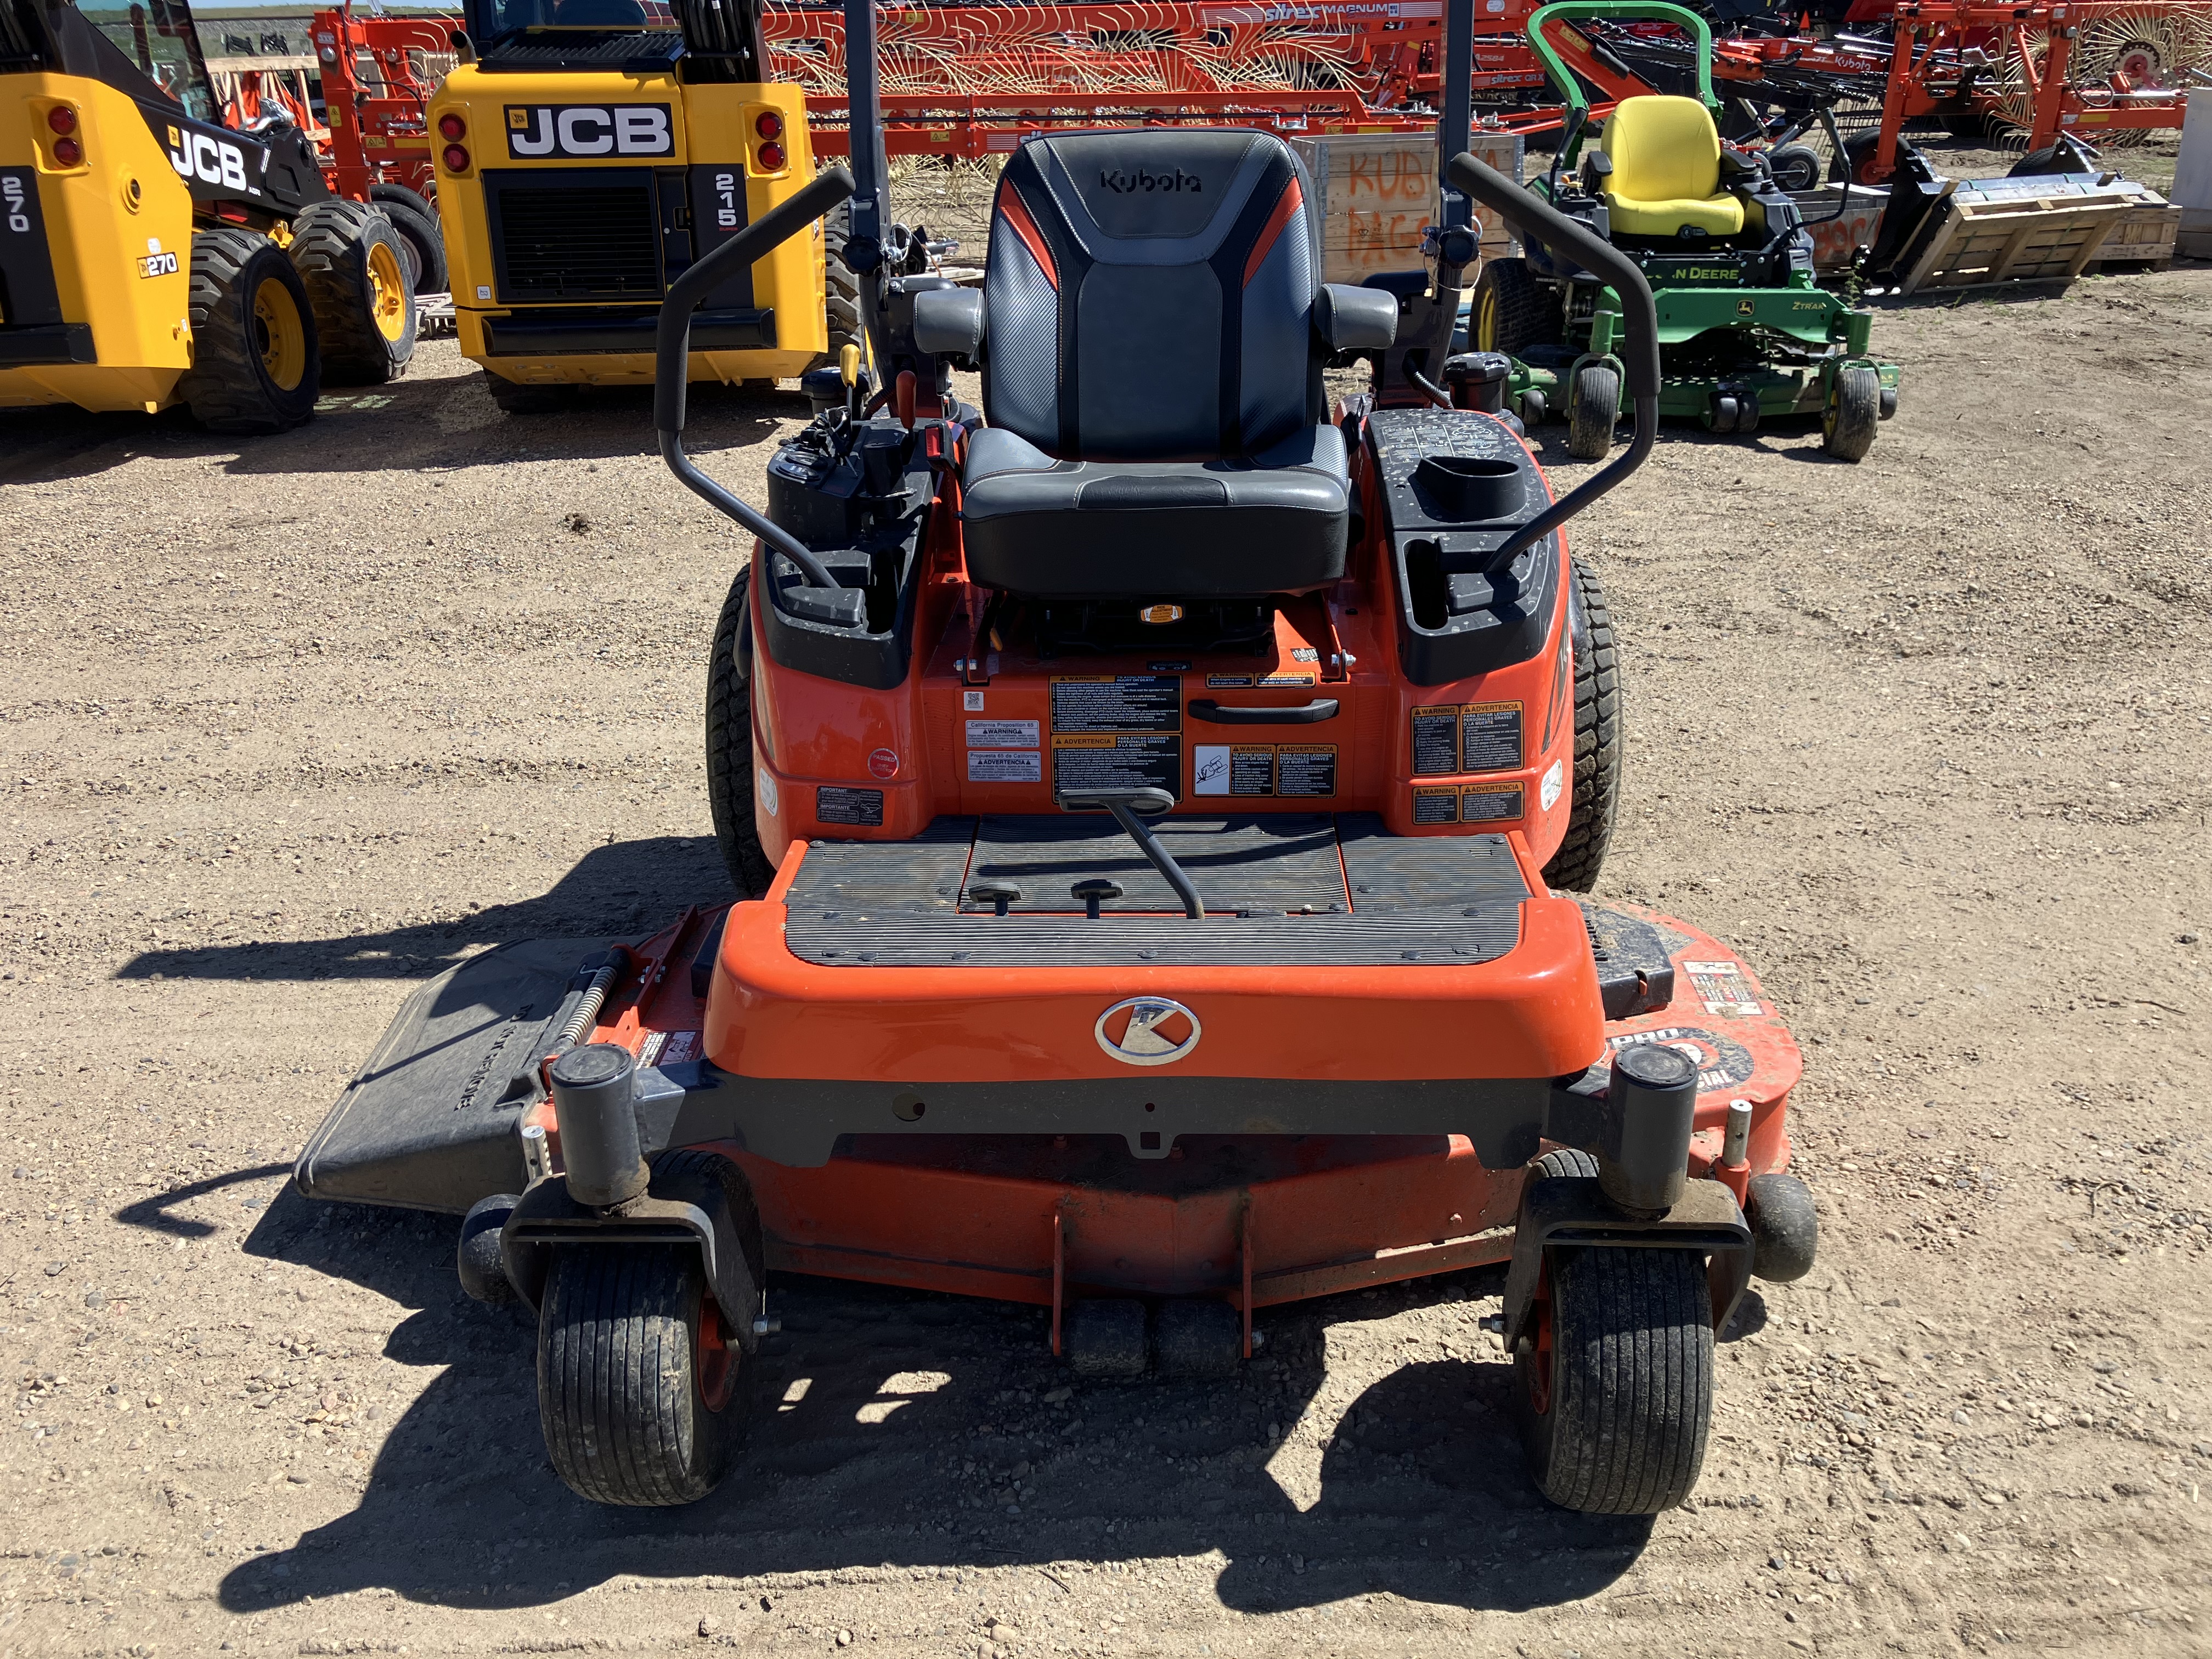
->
(962, 422), (1348, 598)
(1600, 94), (1745, 238)
(1605, 191), (1746, 237)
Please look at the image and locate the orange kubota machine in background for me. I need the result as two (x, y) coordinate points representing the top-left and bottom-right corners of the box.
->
(297, 0), (1820, 1514)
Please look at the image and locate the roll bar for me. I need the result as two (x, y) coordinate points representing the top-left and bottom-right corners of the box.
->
(1445, 151), (1660, 561)
(1525, 1), (1718, 112)
(654, 165), (857, 589)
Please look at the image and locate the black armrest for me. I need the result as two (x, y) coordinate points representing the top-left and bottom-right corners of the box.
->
(912, 287), (984, 359)
(1316, 284), (1398, 353)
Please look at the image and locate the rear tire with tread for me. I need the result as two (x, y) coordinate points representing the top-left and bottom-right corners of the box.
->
(1541, 560), (1622, 892)
(1515, 1239), (1713, 1514)
(369, 192), (447, 296)
(1472, 257), (1550, 356)
(176, 228), (320, 434)
(706, 571), (775, 900)
(289, 200), (416, 385)
(822, 201), (861, 361)
(1765, 143), (1822, 193)
(537, 1242), (735, 1506)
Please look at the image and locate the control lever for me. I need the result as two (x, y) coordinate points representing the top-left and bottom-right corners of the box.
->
(1054, 787), (1204, 920)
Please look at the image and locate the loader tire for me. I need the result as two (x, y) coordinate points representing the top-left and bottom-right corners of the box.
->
(1822, 365), (1881, 462)
(370, 193), (447, 296)
(1472, 257), (1550, 356)
(537, 1243), (737, 1506)
(1541, 559), (1622, 893)
(176, 229), (319, 435)
(823, 200), (861, 359)
(706, 570), (776, 900)
(1515, 1237), (1713, 1514)
(289, 201), (416, 386)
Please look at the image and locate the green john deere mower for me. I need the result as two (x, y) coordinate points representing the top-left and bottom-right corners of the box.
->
(1470, 0), (1899, 460)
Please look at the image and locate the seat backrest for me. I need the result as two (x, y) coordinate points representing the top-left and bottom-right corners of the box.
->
(981, 129), (1321, 462)
(1601, 95), (1722, 203)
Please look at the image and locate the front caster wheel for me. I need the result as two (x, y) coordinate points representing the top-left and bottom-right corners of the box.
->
(1515, 1241), (1714, 1515)
(538, 1243), (740, 1506)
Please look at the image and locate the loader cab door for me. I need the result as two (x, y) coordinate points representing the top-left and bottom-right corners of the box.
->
(79, 0), (221, 123)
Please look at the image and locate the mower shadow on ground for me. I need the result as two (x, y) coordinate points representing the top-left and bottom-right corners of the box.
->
(114, 834), (733, 984)
(0, 376), (796, 486)
(212, 1209), (1652, 1619)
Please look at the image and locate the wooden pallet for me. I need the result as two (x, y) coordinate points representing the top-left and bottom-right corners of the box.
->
(1897, 182), (2180, 294)
(1290, 132), (1523, 285)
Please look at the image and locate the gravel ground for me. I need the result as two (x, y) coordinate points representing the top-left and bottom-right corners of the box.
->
(1, 246), (2209, 1658)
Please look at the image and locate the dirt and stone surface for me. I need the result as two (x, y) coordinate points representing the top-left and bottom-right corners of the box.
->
(3, 238), (2210, 1656)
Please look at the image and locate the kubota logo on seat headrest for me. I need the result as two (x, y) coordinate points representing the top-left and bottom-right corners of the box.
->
(1099, 166), (1201, 194)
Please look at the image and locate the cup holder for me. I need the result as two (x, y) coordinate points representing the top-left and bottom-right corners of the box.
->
(1412, 453), (1523, 522)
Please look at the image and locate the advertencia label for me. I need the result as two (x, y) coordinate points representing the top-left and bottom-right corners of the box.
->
(1276, 744), (1338, 797)
(1459, 701), (1524, 771)
(968, 749), (1042, 784)
(1459, 781), (1523, 822)
(1052, 733), (1180, 795)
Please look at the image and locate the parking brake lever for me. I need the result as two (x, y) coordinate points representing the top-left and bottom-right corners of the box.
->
(1054, 787), (1204, 919)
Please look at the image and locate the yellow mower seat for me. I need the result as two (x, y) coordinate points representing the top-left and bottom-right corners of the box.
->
(1601, 95), (1745, 238)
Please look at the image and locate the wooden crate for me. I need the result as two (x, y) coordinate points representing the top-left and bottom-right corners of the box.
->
(1897, 181), (2178, 294)
(1291, 131), (1523, 286)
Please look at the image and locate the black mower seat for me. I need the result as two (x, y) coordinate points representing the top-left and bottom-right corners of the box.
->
(963, 423), (1348, 597)
(960, 128), (1369, 600)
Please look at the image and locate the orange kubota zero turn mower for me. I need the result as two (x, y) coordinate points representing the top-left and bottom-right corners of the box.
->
(296, 0), (1819, 1514)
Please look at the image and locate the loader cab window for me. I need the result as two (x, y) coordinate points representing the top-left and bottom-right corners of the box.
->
(81, 0), (218, 123)
(466, 0), (673, 43)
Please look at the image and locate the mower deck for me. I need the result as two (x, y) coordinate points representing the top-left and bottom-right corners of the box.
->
(297, 889), (1799, 1310)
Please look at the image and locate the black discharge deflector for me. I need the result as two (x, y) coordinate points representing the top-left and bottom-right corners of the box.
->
(1367, 407), (1561, 686)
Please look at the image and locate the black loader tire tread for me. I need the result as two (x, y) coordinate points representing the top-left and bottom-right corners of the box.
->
(371, 194), (447, 295)
(368, 180), (436, 218)
(289, 200), (415, 385)
(1474, 257), (1551, 356)
(1542, 559), (1623, 892)
(1530, 1244), (1713, 1514)
(1823, 365), (1880, 462)
(706, 571), (775, 899)
(538, 1242), (727, 1506)
(823, 201), (861, 358)
(176, 228), (320, 435)
(1567, 363), (1619, 460)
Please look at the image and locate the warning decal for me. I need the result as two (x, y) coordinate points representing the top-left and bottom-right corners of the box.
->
(968, 749), (1042, 783)
(1052, 732), (1180, 795)
(1205, 673), (1253, 689)
(1051, 675), (1180, 733)
(1459, 781), (1523, 823)
(966, 719), (1039, 748)
(1276, 744), (1338, 798)
(1410, 706), (1459, 776)
(1412, 786), (1459, 825)
(1460, 702), (1525, 772)
(1685, 958), (1763, 1017)
(817, 786), (883, 826)
(1608, 1025), (1757, 1095)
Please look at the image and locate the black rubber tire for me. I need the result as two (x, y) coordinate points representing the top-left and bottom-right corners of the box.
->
(1532, 1147), (1599, 1180)
(1745, 1172), (1820, 1282)
(1515, 1240), (1713, 1515)
(1472, 257), (1551, 356)
(369, 194), (447, 296)
(176, 229), (320, 434)
(1153, 1299), (1241, 1380)
(368, 180), (435, 219)
(456, 1193), (519, 1305)
(1541, 559), (1622, 893)
(1566, 362), (1619, 460)
(1765, 143), (1823, 194)
(1822, 365), (1881, 462)
(1064, 1299), (1148, 1379)
(706, 570), (775, 900)
(537, 1243), (736, 1506)
(287, 200), (416, 386)
(822, 199), (861, 362)
(483, 371), (575, 415)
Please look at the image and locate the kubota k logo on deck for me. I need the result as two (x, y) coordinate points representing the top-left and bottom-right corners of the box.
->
(1095, 997), (1202, 1066)
(505, 105), (674, 160)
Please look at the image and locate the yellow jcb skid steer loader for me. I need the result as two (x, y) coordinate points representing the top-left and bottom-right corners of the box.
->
(1, 0), (415, 431)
